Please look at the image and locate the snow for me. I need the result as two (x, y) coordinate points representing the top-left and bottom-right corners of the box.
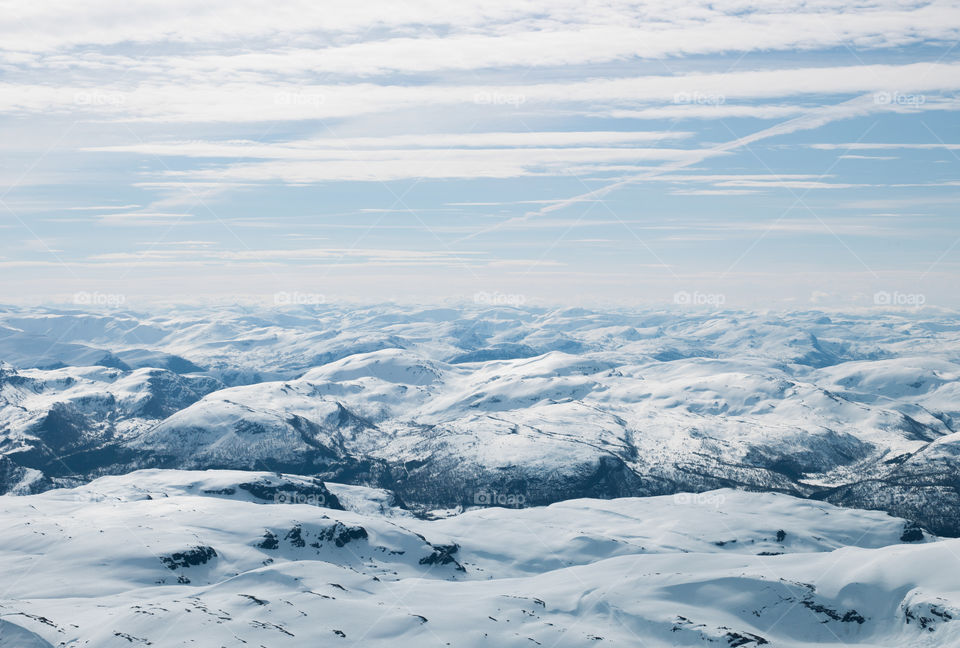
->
(2, 304), (960, 644)
(0, 469), (956, 647)
(3, 305), (960, 533)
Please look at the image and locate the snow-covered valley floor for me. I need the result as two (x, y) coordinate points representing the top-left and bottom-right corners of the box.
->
(0, 469), (957, 647)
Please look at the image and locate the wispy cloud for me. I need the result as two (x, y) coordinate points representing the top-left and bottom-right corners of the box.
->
(2, 0), (959, 304)
(812, 142), (960, 150)
(5, 62), (960, 122)
(65, 204), (142, 211)
(93, 212), (194, 226)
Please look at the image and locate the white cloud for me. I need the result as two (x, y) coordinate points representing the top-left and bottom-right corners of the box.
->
(65, 204), (141, 210)
(85, 246), (490, 268)
(812, 142), (960, 150)
(669, 189), (763, 195)
(28, 9), (960, 79)
(713, 180), (867, 189)
(600, 105), (808, 120)
(837, 154), (899, 160)
(87, 131), (691, 156)
(4, 0), (958, 67)
(481, 93), (888, 230)
(92, 211), (193, 226)
(5, 62), (960, 122)
(2, 0), (958, 304)
(148, 146), (712, 183)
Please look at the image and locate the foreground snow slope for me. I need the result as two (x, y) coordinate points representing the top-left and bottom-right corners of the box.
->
(2, 305), (960, 535)
(0, 470), (957, 647)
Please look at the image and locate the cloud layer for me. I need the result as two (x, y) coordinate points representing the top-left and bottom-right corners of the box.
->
(2, 0), (960, 305)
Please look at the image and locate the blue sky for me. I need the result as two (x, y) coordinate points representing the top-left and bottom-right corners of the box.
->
(2, 0), (960, 308)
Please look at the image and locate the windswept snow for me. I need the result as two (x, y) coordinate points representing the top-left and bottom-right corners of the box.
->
(2, 304), (960, 536)
(0, 470), (955, 647)
(2, 304), (960, 645)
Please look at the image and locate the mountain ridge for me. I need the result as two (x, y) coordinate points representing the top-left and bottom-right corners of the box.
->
(2, 304), (959, 535)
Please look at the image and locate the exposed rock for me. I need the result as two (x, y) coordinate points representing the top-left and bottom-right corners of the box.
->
(419, 543), (465, 571)
(159, 546), (217, 570)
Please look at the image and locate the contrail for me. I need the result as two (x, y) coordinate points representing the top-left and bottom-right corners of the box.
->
(453, 93), (880, 243)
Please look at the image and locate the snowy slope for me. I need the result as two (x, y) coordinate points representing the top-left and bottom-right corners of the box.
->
(0, 362), (221, 492)
(1, 305), (960, 535)
(126, 344), (960, 532)
(0, 470), (955, 647)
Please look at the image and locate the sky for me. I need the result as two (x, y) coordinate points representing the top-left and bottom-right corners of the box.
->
(2, 0), (960, 309)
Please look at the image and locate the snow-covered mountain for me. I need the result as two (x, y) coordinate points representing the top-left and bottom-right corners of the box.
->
(0, 469), (954, 647)
(1, 304), (959, 537)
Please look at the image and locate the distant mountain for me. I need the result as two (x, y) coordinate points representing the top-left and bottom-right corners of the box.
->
(1, 305), (959, 535)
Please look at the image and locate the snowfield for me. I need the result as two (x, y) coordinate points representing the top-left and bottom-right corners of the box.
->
(2, 304), (960, 535)
(0, 469), (957, 647)
(2, 304), (960, 646)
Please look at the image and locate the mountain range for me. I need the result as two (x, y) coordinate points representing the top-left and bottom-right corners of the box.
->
(2, 304), (958, 534)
